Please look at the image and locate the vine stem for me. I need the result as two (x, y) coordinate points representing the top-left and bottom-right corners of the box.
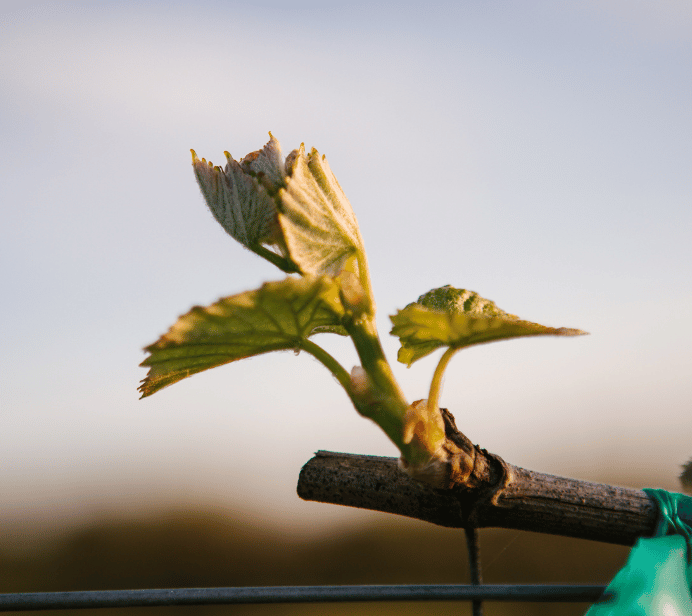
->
(297, 450), (661, 545)
(343, 316), (425, 462)
(299, 336), (408, 447)
(427, 346), (459, 418)
(299, 338), (355, 402)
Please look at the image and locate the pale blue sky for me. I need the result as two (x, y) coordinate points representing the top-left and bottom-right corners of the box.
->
(1, 0), (691, 534)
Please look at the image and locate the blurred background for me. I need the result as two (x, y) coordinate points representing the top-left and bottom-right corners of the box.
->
(1, 1), (691, 614)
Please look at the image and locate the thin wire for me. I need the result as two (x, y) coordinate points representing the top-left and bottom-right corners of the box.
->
(482, 532), (522, 574)
(465, 527), (484, 616)
(0, 585), (607, 611)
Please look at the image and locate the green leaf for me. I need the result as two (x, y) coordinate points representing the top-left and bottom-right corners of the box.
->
(139, 276), (345, 397)
(191, 134), (368, 280)
(390, 285), (587, 367)
(277, 144), (366, 277)
(191, 135), (297, 273)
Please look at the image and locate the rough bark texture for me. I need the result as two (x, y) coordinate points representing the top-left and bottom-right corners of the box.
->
(297, 450), (660, 545)
(296, 410), (682, 545)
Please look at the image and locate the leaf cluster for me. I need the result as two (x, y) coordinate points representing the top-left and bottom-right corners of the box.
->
(140, 133), (588, 470)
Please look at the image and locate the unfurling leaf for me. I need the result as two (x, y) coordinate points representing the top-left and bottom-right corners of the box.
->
(139, 276), (345, 397)
(681, 460), (692, 494)
(192, 134), (367, 281)
(237, 134), (286, 194)
(277, 144), (366, 277)
(191, 135), (297, 273)
(390, 285), (587, 367)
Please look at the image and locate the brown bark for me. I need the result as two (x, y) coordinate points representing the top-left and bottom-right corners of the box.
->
(296, 410), (674, 545)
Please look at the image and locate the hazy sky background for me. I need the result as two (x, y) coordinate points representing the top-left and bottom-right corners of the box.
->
(1, 0), (691, 536)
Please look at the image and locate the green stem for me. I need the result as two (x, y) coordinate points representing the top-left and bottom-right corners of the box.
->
(344, 315), (427, 462)
(427, 346), (460, 417)
(299, 338), (357, 403)
(253, 244), (300, 273)
(300, 335), (412, 457)
(355, 248), (376, 317)
(303, 314), (448, 466)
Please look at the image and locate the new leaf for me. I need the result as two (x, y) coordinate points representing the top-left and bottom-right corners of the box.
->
(192, 135), (368, 281)
(191, 137), (299, 273)
(139, 276), (345, 397)
(278, 144), (366, 278)
(391, 285), (587, 367)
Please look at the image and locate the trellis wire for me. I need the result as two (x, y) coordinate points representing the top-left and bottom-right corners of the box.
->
(0, 585), (606, 611)
(465, 527), (484, 616)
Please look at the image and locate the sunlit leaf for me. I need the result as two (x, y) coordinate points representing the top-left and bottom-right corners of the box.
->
(139, 276), (345, 397)
(277, 144), (365, 277)
(390, 285), (587, 367)
(237, 133), (286, 194)
(192, 134), (367, 278)
(191, 135), (297, 272)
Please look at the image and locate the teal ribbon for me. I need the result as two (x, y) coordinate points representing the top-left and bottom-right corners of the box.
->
(586, 489), (692, 615)
(643, 488), (692, 554)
